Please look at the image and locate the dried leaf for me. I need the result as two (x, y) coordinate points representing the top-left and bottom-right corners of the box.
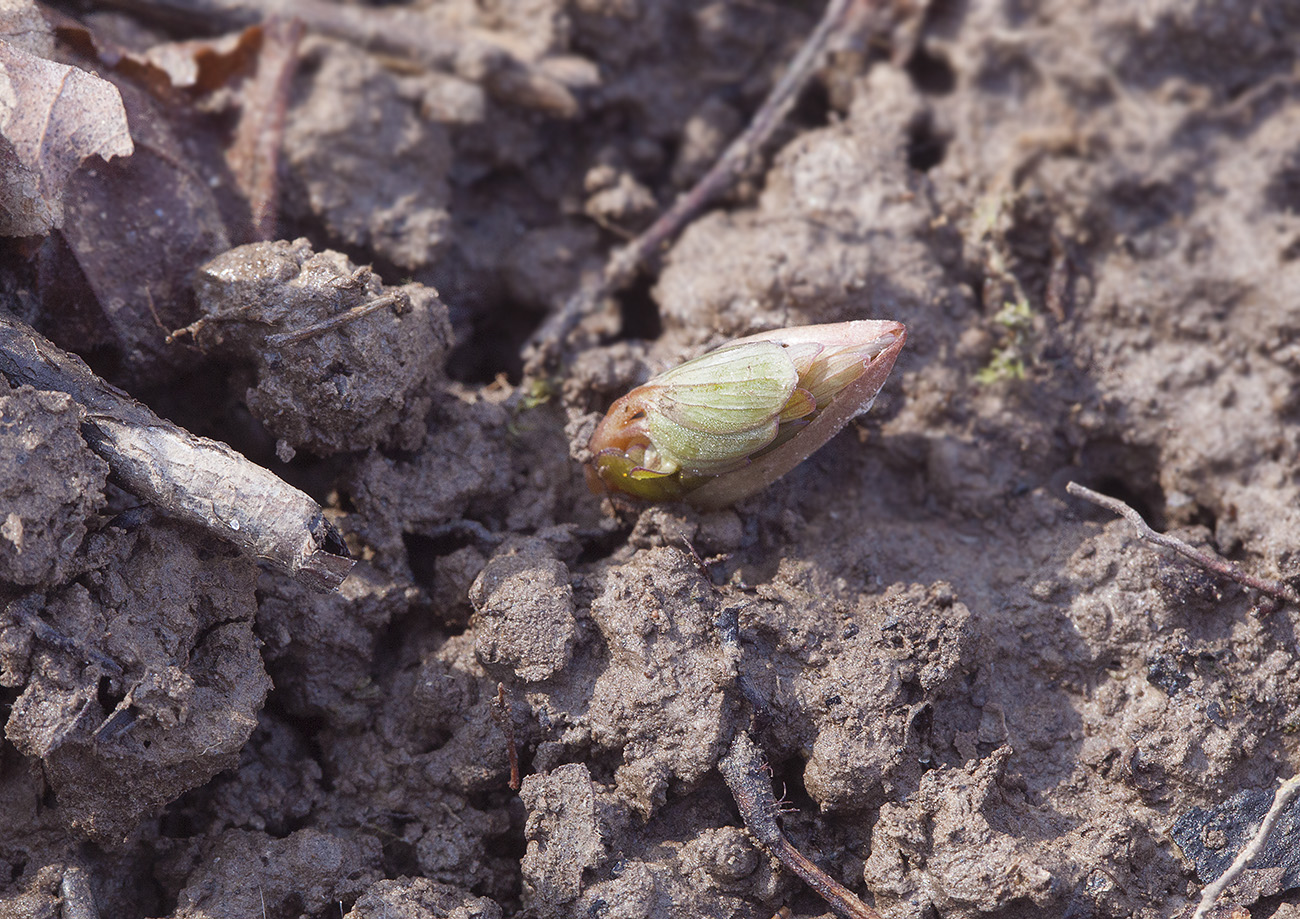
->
(0, 38), (133, 235)
(136, 26), (261, 91)
(37, 71), (229, 383)
(0, 0), (54, 58)
(45, 8), (261, 97)
(48, 9), (293, 240)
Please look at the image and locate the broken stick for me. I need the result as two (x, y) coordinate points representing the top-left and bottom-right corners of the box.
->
(523, 0), (864, 373)
(0, 313), (353, 591)
(719, 731), (882, 919)
(1192, 773), (1300, 919)
(1066, 482), (1298, 608)
(93, 0), (582, 117)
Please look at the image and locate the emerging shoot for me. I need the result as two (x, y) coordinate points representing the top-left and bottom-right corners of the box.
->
(585, 320), (906, 509)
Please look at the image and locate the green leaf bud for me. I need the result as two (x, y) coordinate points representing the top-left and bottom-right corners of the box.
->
(585, 320), (906, 508)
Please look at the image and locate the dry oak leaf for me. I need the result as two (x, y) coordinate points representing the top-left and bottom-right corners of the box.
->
(0, 39), (132, 236)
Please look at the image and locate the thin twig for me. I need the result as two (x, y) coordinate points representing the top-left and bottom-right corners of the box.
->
(265, 292), (405, 347)
(602, 0), (857, 292)
(491, 682), (521, 791)
(523, 0), (867, 373)
(1192, 773), (1300, 919)
(227, 16), (304, 241)
(1066, 482), (1298, 607)
(7, 594), (122, 676)
(719, 732), (882, 919)
(679, 536), (723, 589)
(94, 0), (580, 116)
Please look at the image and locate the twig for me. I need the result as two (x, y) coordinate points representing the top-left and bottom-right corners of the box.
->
(523, 0), (867, 373)
(6, 593), (122, 676)
(94, 0), (580, 116)
(490, 682), (521, 791)
(1066, 482), (1299, 607)
(0, 313), (354, 591)
(265, 292), (406, 347)
(59, 865), (101, 919)
(679, 536), (724, 588)
(719, 732), (882, 919)
(1045, 227), (1070, 321)
(227, 16), (304, 241)
(1192, 773), (1300, 919)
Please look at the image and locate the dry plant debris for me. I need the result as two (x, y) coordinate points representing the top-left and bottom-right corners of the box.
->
(1175, 775), (1300, 918)
(1067, 482), (1299, 609)
(224, 17), (304, 241)
(188, 238), (451, 456)
(522, 0), (868, 373)
(0, 11), (132, 235)
(720, 731), (882, 919)
(0, 313), (353, 589)
(97, 0), (591, 115)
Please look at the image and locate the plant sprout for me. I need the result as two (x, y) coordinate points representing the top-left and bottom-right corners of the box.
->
(585, 320), (906, 509)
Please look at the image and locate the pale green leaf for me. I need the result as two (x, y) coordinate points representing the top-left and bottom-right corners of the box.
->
(647, 409), (779, 475)
(777, 341), (823, 377)
(648, 341), (797, 433)
(778, 387), (816, 422)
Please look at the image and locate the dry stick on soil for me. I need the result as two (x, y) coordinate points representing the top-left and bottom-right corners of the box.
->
(95, 0), (580, 116)
(490, 682), (522, 791)
(719, 732), (882, 919)
(226, 16), (304, 241)
(523, 0), (864, 374)
(6, 592), (122, 677)
(0, 313), (354, 591)
(1192, 773), (1300, 919)
(59, 865), (100, 919)
(265, 291), (408, 347)
(1065, 482), (1299, 608)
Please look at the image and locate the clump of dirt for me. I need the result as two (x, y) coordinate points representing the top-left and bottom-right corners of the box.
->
(162, 828), (381, 919)
(0, 380), (107, 585)
(2, 0), (1300, 918)
(282, 39), (454, 272)
(471, 538), (577, 683)
(192, 238), (451, 457)
(3, 518), (265, 842)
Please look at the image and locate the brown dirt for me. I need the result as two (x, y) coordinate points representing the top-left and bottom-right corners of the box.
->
(3, 1), (1300, 918)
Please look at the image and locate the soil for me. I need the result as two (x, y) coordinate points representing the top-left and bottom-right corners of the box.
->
(2, 1), (1300, 918)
